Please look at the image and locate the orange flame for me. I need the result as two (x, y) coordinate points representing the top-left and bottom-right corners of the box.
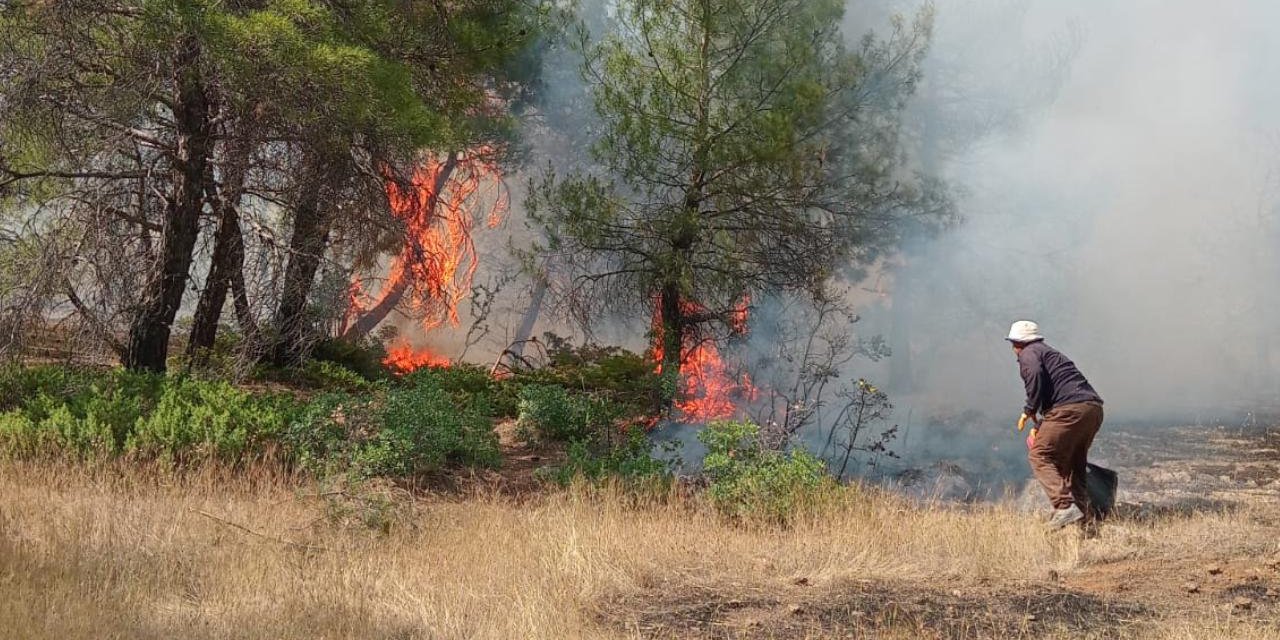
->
(384, 340), (450, 375)
(653, 296), (757, 421)
(345, 148), (508, 374)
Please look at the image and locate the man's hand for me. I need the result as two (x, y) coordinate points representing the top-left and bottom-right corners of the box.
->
(1017, 413), (1036, 432)
(1026, 428), (1038, 449)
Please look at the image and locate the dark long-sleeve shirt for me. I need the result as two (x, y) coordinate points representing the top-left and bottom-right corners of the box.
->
(1017, 341), (1102, 417)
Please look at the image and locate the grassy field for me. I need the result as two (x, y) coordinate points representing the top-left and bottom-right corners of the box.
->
(2, 460), (1277, 640)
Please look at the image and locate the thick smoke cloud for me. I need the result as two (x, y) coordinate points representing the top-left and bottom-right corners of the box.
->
(859, 0), (1280, 429)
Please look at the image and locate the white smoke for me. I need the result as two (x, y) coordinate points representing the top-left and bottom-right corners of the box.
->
(859, 0), (1280, 424)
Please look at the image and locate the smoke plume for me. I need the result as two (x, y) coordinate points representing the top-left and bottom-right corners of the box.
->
(858, 0), (1280, 428)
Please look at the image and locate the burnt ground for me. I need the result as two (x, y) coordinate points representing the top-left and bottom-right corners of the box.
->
(1094, 423), (1280, 507)
(599, 580), (1154, 640)
(593, 423), (1280, 639)
(598, 564), (1280, 640)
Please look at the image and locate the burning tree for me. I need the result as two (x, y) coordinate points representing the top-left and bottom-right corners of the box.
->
(528, 0), (939, 412)
(0, 1), (539, 371)
(650, 296), (757, 421)
(337, 148), (509, 373)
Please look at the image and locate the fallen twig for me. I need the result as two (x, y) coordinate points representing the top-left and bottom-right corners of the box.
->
(195, 509), (332, 553)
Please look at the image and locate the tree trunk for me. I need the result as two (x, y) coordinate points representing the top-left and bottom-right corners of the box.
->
(887, 256), (915, 392)
(270, 159), (339, 366)
(508, 270), (548, 359)
(229, 248), (258, 339)
(658, 279), (685, 386)
(187, 132), (253, 363)
(342, 275), (408, 341)
(123, 39), (213, 373)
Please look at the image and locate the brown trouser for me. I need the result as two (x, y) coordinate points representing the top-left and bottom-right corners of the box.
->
(1028, 401), (1103, 511)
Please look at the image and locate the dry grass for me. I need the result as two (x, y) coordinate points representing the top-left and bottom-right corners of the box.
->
(0, 461), (1276, 639)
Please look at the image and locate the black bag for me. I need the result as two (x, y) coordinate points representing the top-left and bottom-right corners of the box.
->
(1085, 463), (1119, 520)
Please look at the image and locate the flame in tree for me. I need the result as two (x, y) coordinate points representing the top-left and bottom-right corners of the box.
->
(653, 296), (757, 421)
(344, 149), (508, 373)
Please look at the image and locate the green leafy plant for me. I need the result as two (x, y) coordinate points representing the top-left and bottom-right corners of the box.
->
(126, 377), (297, 462)
(540, 427), (673, 489)
(355, 377), (501, 477)
(0, 365), (506, 480)
(0, 364), (107, 412)
(283, 392), (376, 476)
(506, 335), (663, 417)
(299, 359), (377, 393)
(515, 384), (620, 444)
(0, 368), (297, 464)
(311, 338), (390, 382)
(284, 376), (502, 480)
(700, 420), (831, 525)
(404, 364), (519, 419)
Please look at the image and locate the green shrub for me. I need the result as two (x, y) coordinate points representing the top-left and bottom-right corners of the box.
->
(357, 377), (501, 477)
(515, 384), (619, 443)
(0, 364), (107, 412)
(311, 337), (389, 381)
(285, 376), (500, 480)
(507, 335), (662, 417)
(0, 367), (298, 464)
(0, 401), (120, 458)
(299, 359), (376, 393)
(126, 377), (298, 462)
(0, 364), (502, 479)
(404, 364), (519, 418)
(541, 427), (672, 488)
(700, 420), (830, 525)
(283, 392), (375, 476)
(0, 369), (158, 457)
(516, 385), (580, 442)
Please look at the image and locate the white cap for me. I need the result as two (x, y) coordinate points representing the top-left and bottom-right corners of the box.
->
(1006, 320), (1043, 343)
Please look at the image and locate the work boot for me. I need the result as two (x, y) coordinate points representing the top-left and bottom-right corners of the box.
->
(1047, 504), (1084, 531)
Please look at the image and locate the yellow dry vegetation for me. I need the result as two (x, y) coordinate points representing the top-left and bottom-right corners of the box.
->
(0, 461), (1276, 639)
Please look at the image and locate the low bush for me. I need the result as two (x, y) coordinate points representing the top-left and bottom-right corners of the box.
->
(126, 378), (298, 461)
(284, 374), (500, 479)
(311, 337), (389, 382)
(0, 369), (297, 463)
(0, 364), (518, 481)
(298, 359), (377, 393)
(515, 384), (619, 444)
(283, 392), (375, 477)
(700, 420), (831, 525)
(0, 364), (107, 411)
(540, 427), (672, 488)
(508, 335), (661, 417)
(404, 364), (519, 419)
(360, 376), (500, 476)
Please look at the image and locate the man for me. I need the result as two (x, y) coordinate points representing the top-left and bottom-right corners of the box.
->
(1007, 320), (1104, 530)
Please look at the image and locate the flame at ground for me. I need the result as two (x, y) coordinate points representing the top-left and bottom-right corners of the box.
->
(384, 340), (450, 375)
(653, 297), (757, 422)
(674, 339), (757, 420)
